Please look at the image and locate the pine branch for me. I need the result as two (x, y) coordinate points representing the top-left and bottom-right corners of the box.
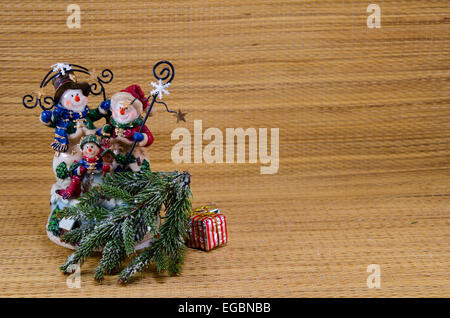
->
(94, 238), (126, 281)
(60, 221), (117, 272)
(103, 170), (153, 195)
(159, 191), (191, 275)
(101, 183), (134, 203)
(122, 217), (136, 256)
(76, 186), (104, 206)
(118, 171), (191, 283)
(117, 247), (155, 282)
(59, 204), (109, 222)
(142, 203), (162, 237)
(59, 170), (192, 284)
(61, 221), (95, 244)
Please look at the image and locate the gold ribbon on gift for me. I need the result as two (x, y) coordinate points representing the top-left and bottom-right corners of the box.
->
(189, 204), (218, 217)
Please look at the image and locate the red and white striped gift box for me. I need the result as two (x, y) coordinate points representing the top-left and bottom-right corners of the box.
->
(187, 206), (227, 251)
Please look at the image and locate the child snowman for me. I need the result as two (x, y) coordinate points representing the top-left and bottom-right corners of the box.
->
(99, 85), (154, 171)
(56, 134), (112, 199)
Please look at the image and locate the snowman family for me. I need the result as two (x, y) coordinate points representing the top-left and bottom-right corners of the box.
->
(41, 66), (155, 200)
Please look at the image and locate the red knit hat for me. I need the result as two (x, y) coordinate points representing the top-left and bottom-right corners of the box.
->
(120, 85), (149, 110)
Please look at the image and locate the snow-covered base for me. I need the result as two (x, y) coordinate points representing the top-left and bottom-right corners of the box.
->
(46, 175), (154, 251)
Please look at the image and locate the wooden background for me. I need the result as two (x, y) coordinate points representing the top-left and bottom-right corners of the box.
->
(0, 0), (448, 297)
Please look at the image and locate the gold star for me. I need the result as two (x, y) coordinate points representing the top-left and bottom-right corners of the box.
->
(69, 73), (77, 82)
(88, 68), (98, 82)
(33, 87), (47, 99)
(174, 109), (187, 123)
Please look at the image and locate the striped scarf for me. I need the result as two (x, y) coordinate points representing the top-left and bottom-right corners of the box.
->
(51, 104), (89, 152)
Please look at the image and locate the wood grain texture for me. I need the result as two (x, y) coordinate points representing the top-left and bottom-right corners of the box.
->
(0, 0), (448, 297)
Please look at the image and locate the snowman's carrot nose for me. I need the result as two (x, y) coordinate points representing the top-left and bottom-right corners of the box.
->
(120, 108), (126, 115)
(74, 95), (80, 102)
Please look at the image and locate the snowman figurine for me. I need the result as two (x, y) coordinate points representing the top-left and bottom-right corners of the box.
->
(56, 134), (112, 199)
(40, 71), (109, 182)
(100, 85), (154, 171)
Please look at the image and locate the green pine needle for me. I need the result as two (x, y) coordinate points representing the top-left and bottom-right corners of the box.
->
(59, 170), (192, 284)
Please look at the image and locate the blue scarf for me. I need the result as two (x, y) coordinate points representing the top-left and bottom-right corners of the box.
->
(51, 104), (89, 152)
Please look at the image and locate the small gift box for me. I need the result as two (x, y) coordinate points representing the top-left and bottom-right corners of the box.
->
(186, 204), (228, 251)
